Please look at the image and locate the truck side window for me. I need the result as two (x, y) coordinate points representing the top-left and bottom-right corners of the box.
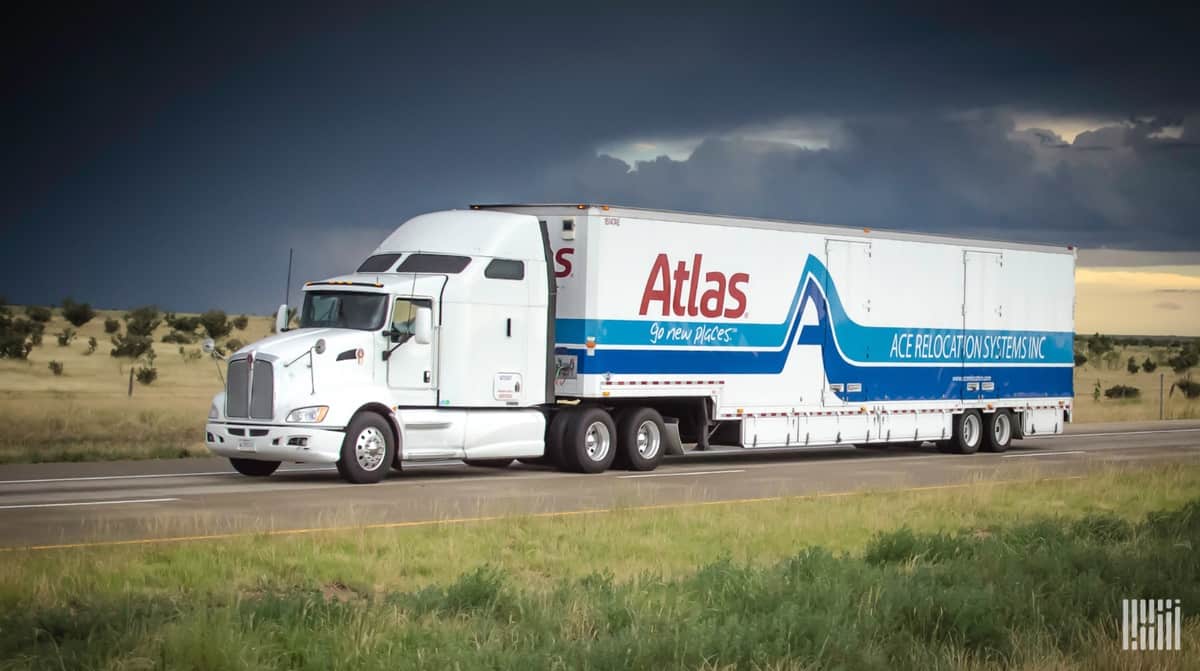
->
(391, 299), (419, 336)
(484, 258), (524, 280)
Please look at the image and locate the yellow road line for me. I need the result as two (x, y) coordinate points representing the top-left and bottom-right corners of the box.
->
(0, 475), (1087, 553)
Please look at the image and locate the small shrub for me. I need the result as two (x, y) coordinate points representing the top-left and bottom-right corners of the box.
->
(1142, 358), (1158, 373)
(0, 333), (29, 359)
(56, 327), (76, 346)
(1126, 356), (1139, 374)
(110, 334), (153, 359)
(85, 336), (97, 355)
(225, 338), (244, 352)
(166, 314), (201, 333)
(104, 317), (120, 334)
(178, 346), (203, 363)
(1104, 384), (1140, 399)
(135, 366), (158, 385)
(232, 314), (248, 331)
(1174, 378), (1200, 399)
(124, 306), (161, 338)
(199, 310), (231, 339)
(1167, 342), (1199, 373)
(1073, 352), (1087, 367)
(1102, 349), (1122, 370)
(60, 298), (96, 327)
(47, 360), (64, 376)
(25, 305), (52, 323)
(161, 331), (196, 344)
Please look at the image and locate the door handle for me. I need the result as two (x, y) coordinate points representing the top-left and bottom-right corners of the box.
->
(423, 371), (431, 384)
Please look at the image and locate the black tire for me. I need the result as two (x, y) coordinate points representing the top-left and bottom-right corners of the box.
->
(946, 410), (983, 454)
(229, 458), (280, 477)
(543, 409), (573, 467)
(561, 406), (617, 474)
(615, 407), (666, 471)
(338, 412), (395, 484)
(464, 458), (514, 468)
(983, 409), (1014, 453)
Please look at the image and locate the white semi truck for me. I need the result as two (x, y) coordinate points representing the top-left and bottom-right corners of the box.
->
(204, 205), (1075, 483)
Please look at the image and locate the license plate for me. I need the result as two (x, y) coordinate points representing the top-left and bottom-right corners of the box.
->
(236, 438), (256, 452)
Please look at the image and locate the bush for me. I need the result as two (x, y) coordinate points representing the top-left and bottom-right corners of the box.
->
(165, 314), (201, 333)
(85, 336), (97, 355)
(135, 366), (158, 385)
(1126, 356), (1139, 374)
(56, 328), (76, 346)
(199, 310), (231, 339)
(1086, 333), (1114, 357)
(0, 333), (30, 359)
(232, 314), (248, 331)
(1104, 384), (1140, 399)
(1174, 378), (1200, 399)
(25, 305), (52, 322)
(60, 298), (96, 327)
(47, 360), (64, 376)
(110, 334), (153, 359)
(225, 338), (244, 352)
(104, 317), (120, 334)
(124, 306), (161, 338)
(1142, 358), (1157, 373)
(161, 331), (196, 344)
(1167, 341), (1199, 373)
(178, 346), (203, 363)
(1073, 352), (1087, 367)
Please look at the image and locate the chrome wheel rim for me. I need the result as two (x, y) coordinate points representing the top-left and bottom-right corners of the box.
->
(636, 420), (661, 460)
(355, 427), (387, 471)
(963, 413), (981, 448)
(584, 421), (611, 463)
(993, 413), (1011, 446)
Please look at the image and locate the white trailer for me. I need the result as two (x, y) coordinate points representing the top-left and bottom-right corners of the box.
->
(204, 204), (1075, 483)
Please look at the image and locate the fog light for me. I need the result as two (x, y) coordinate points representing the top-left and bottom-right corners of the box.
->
(206, 432), (215, 442)
(287, 436), (309, 447)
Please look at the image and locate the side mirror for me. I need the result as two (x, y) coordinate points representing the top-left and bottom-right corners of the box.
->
(275, 304), (289, 333)
(414, 307), (433, 345)
(201, 338), (216, 354)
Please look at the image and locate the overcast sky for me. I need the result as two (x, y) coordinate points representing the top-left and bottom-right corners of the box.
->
(3, 3), (1198, 332)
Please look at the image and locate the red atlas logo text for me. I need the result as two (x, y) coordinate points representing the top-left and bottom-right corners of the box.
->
(639, 254), (749, 318)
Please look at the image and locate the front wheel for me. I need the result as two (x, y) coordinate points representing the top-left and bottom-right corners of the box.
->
(230, 458), (280, 477)
(337, 413), (395, 484)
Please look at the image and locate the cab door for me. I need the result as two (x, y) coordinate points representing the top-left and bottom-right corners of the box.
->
(385, 296), (437, 406)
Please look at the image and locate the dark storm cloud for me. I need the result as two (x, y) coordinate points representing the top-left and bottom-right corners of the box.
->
(2, 2), (1198, 312)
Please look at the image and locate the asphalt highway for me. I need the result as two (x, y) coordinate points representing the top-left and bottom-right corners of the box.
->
(1, 420), (1198, 550)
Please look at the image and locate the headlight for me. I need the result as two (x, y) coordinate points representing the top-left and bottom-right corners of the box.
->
(209, 403), (219, 419)
(286, 406), (329, 423)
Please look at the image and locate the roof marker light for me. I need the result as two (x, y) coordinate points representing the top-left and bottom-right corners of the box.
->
(577, 204), (587, 210)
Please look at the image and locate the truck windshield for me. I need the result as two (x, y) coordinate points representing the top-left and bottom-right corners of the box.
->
(299, 292), (388, 331)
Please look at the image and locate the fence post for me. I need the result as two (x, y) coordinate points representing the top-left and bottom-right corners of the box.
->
(1160, 372), (1164, 420)
(128, 368), (134, 397)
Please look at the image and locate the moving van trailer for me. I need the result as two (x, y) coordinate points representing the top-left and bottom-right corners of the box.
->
(204, 205), (1075, 483)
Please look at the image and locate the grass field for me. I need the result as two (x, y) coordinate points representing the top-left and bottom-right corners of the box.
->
(1, 464), (1196, 669)
(0, 304), (1196, 463)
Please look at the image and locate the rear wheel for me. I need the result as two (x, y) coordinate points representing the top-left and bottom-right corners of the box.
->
(561, 407), (617, 474)
(464, 458), (514, 468)
(229, 458), (280, 477)
(615, 407), (665, 471)
(337, 413), (395, 484)
(983, 410), (1013, 453)
(941, 410), (982, 454)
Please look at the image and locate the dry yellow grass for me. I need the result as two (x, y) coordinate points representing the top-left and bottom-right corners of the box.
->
(0, 307), (272, 462)
(1, 305), (1196, 463)
(1072, 344), (1199, 422)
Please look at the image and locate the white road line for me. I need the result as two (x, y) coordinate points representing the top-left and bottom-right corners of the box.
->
(617, 469), (746, 479)
(1001, 450), (1087, 458)
(0, 497), (179, 510)
(0, 467), (334, 486)
(1030, 428), (1200, 440)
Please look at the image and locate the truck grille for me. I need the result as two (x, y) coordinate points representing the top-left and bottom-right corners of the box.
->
(226, 357), (274, 419)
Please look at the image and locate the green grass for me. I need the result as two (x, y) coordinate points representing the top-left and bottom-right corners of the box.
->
(1, 465), (1198, 669)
